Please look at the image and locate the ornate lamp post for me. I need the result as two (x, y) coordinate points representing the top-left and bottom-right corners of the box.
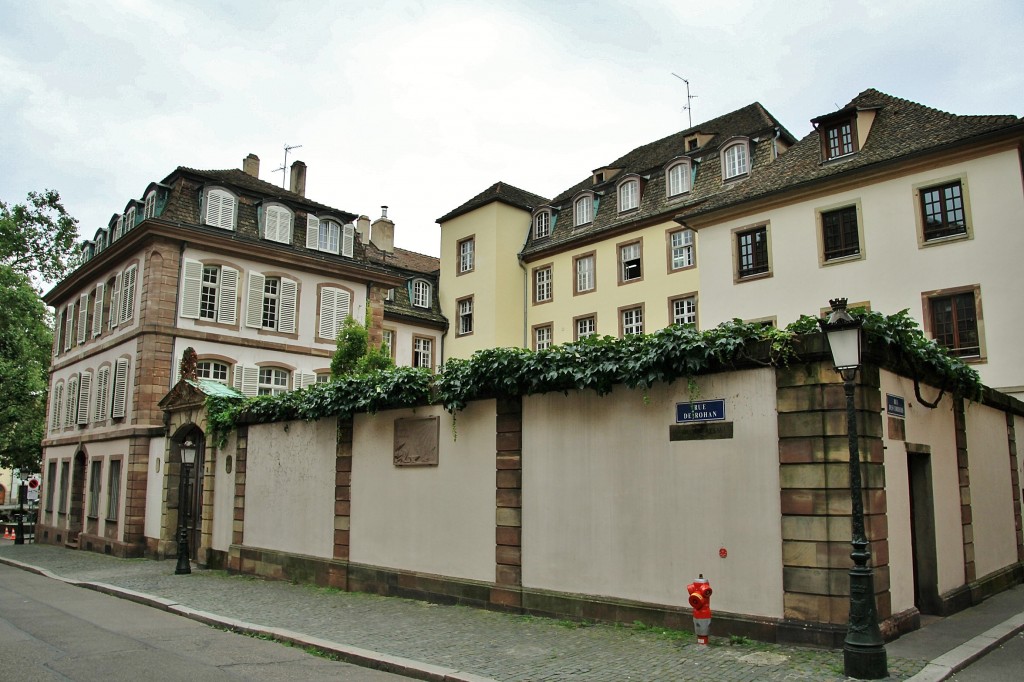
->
(819, 299), (887, 679)
(175, 439), (197, 575)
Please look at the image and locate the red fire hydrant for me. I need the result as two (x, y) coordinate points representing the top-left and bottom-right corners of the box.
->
(687, 574), (713, 645)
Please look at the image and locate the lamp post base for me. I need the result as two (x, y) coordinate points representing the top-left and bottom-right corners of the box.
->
(844, 642), (888, 680)
(174, 527), (191, 575)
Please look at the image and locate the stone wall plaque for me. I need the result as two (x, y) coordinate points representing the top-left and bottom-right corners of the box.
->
(669, 422), (734, 441)
(394, 416), (440, 467)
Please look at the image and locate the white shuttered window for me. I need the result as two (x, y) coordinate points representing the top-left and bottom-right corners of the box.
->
(119, 264), (138, 324)
(94, 366), (110, 422)
(318, 287), (352, 340)
(204, 188), (236, 230)
(92, 282), (105, 337)
(111, 358), (129, 419)
(77, 371), (92, 425)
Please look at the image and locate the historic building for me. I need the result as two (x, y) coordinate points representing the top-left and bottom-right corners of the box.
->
(437, 89), (1024, 398)
(38, 155), (444, 557)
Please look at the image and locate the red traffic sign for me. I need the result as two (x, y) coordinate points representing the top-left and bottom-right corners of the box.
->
(27, 477), (40, 490)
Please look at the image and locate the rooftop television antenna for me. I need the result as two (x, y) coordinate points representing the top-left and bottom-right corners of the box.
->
(671, 74), (697, 128)
(274, 143), (303, 188)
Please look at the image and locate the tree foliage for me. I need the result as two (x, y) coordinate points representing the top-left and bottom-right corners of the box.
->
(0, 265), (52, 472)
(0, 189), (81, 283)
(330, 309), (395, 378)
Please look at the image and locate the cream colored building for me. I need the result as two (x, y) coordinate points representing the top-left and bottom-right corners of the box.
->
(39, 155), (444, 561)
(679, 90), (1024, 397)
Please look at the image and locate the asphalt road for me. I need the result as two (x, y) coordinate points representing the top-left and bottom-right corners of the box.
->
(0, 563), (410, 681)
(952, 630), (1024, 681)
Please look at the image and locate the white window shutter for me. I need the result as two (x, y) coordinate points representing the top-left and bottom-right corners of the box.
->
(94, 366), (110, 421)
(264, 207), (279, 241)
(318, 288), (337, 339)
(241, 365), (259, 397)
(221, 193), (236, 230)
(111, 358), (129, 419)
(205, 190), (221, 226)
(342, 224), (355, 257)
(65, 376), (78, 427)
(337, 289), (351, 331)
(217, 266), (239, 325)
(144, 192), (156, 219)
(64, 304), (74, 350)
(77, 293), (89, 344)
(278, 278), (297, 334)
(300, 372), (318, 389)
(232, 366), (243, 391)
(77, 372), (92, 425)
(245, 272), (265, 328)
(305, 214), (320, 249)
(119, 265), (137, 324)
(51, 383), (64, 431)
(282, 211), (294, 244)
(180, 259), (203, 319)
(109, 273), (122, 329)
(92, 283), (105, 337)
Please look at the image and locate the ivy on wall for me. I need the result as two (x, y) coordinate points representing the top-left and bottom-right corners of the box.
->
(205, 309), (982, 447)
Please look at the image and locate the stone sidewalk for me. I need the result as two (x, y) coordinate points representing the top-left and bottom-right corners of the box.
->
(0, 543), (1007, 681)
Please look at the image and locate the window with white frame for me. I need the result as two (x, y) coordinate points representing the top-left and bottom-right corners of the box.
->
(316, 373), (332, 384)
(111, 358), (130, 419)
(245, 273), (296, 333)
(667, 160), (691, 197)
(458, 237), (475, 273)
(381, 329), (395, 358)
(534, 325), (552, 351)
(618, 178), (639, 212)
(64, 374), (79, 428)
(671, 296), (697, 327)
(574, 253), (595, 293)
(621, 306), (644, 336)
(534, 210), (551, 239)
(144, 191), (157, 219)
(413, 337), (433, 369)
(619, 241), (642, 283)
(575, 316), (596, 340)
(574, 195), (593, 226)
(534, 265), (552, 303)
(411, 279), (432, 308)
(204, 188), (237, 230)
(197, 360), (230, 384)
(457, 297), (473, 336)
(76, 370), (92, 425)
(262, 204), (294, 244)
(118, 264), (138, 325)
(669, 229), (695, 270)
(722, 141), (749, 179)
(181, 261), (238, 325)
(50, 381), (65, 431)
(257, 367), (290, 395)
(124, 206), (136, 233)
(319, 219), (340, 253)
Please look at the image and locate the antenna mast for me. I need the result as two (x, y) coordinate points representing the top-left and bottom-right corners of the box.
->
(671, 74), (697, 128)
(274, 143), (303, 188)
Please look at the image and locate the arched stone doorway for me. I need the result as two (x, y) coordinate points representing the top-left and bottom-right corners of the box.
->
(68, 450), (87, 546)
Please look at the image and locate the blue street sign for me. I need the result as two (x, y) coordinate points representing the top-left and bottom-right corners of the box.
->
(676, 399), (726, 423)
(886, 394), (906, 419)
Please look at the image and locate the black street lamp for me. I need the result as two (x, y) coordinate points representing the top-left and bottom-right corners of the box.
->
(819, 298), (888, 679)
(175, 439), (197, 575)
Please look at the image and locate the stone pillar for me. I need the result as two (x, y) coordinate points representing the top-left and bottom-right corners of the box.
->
(331, 417), (353, 589)
(1008, 413), (1024, 562)
(953, 399), (975, 582)
(121, 435), (150, 556)
(492, 397), (523, 609)
(776, 359), (889, 646)
(366, 285), (386, 347)
(228, 425), (248, 572)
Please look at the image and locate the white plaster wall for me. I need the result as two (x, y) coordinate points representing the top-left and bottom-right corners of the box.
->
(144, 436), (166, 540)
(879, 372), (964, 596)
(522, 368), (783, 617)
(351, 401), (495, 581)
(384, 319), (443, 371)
(698, 150), (1024, 394)
(964, 401), (1017, 578)
(244, 418), (337, 558)
(212, 433), (236, 552)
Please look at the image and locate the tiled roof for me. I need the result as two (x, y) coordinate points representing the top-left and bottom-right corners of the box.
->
(387, 247), (440, 274)
(437, 181), (548, 224)
(678, 89), (1023, 219)
(383, 278), (447, 327)
(170, 167), (358, 220)
(522, 102), (793, 258)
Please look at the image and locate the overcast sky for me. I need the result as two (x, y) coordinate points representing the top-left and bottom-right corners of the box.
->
(2, 0), (1021, 260)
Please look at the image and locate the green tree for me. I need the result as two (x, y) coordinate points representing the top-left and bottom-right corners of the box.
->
(0, 265), (52, 472)
(0, 189), (80, 283)
(329, 308), (395, 379)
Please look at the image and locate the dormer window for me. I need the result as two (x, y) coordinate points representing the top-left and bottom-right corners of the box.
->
(261, 203), (294, 245)
(533, 209), (551, 239)
(123, 206), (136, 233)
(666, 159), (692, 197)
(143, 191), (157, 219)
(574, 194), (594, 227)
(722, 140), (749, 180)
(617, 178), (640, 213)
(824, 120), (857, 159)
(411, 279), (432, 308)
(203, 187), (237, 230)
(687, 138), (699, 151)
(305, 215), (354, 257)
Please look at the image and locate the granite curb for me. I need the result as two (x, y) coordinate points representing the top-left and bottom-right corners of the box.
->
(0, 555), (499, 682)
(903, 612), (1024, 682)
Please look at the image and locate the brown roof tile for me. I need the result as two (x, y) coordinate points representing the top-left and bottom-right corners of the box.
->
(437, 181), (548, 223)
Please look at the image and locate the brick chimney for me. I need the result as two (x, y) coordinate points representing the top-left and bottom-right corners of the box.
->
(242, 153), (260, 177)
(289, 160), (306, 197)
(370, 206), (394, 254)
